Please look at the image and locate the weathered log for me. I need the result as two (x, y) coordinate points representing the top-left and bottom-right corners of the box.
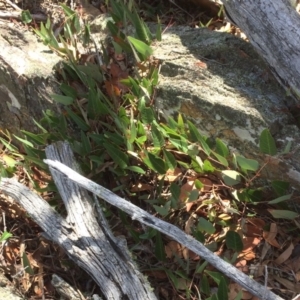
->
(0, 142), (157, 300)
(222, 0), (300, 102)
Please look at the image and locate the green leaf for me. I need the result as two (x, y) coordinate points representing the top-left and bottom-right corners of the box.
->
(104, 132), (125, 146)
(200, 274), (210, 295)
(268, 209), (298, 220)
(22, 252), (34, 275)
(187, 144), (199, 156)
(128, 36), (153, 59)
(194, 179), (204, 189)
(187, 121), (211, 155)
(60, 83), (77, 98)
(268, 194), (292, 204)
(25, 156), (47, 169)
(65, 107), (90, 131)
(271, 180), (289, 197)
(14, 136), (34, 148)
(217, 276), (228, 300)
(215, 138), (229, 157)
(197, 217), (215, 234)
(153, 203), (170, 216)
(143, 152), (167, 174)
(0, 231), (12, 242)
(225, 231), (243, 252)
(188, 190), (199, 202)
(170, 182), (180, 206)
(259, 129), (277, 155)
(21, 10), (32, 24)
(155, 231), (166, 261)
(125, 166), (145, 174)
(51, 94), (74, 105)
(203, 160), (215, 172)
(103, 142), (129, 169)
(163, 150), (177, 170)
(129, 7), (152, 44)
(151, 124), (164, 148)
(282, 140), (292, 154)
(140, 104), (154, 124)
(2, 155), (17, 168)
(80, 131), (91, 155)
(88, 92), (110, 119)
(21, 131), (48, 145)
(205, 271), (223, 285)
(169, 137), (188, 153)
(156, 17), (162, 41)
(212, 151), (228, 167)
(77, 64), (104, 83)
(236, 156), (259, 172)
(196, 260), (208, 274)
(60, 3), (76, 17)
(222, 170), (241, 186)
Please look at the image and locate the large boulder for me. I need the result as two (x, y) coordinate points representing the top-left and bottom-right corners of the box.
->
(0, 23), (61, 140)
(153, 26), (300, 191)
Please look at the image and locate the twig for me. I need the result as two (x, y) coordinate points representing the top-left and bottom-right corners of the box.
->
(0, 11), (47, 22)
(5, 0), (22, 11)
(44, 158), (284, 300)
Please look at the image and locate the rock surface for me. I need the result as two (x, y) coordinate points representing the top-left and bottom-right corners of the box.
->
(153, 26), (300, 193)
(0, 22), (61, 141)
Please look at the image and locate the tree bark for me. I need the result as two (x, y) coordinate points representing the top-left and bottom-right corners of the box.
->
(222, 0), (300, 101)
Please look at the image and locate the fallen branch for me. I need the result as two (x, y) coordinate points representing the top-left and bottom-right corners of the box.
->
(0, 11), (47, 21)
(0, 142), (157, 300)
(43, 146), (284, 300)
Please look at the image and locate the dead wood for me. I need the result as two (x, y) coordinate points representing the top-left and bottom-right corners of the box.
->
(0, 11), (47, 21)
(0, 141), (157, 300)
(222, 0), (300, 102)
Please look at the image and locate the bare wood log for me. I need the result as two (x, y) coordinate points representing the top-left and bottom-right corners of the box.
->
(0, 11), (47, 21)
(43, 144), (284, 300)
(0, 142), (157, 300)
(222, 0), (300, 101)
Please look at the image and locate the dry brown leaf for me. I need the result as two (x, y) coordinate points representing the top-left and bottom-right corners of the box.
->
(295, 271), (300, 282)
(159, 167), (182, 182)
(185, 202), (194, 212)
(275, 242), (294, 265)
(176, 278), (190, 290)
(272, 275), (300, 293)
(239, 251), (256, 261)
(198, 177), (213, 192)
(182, 247), (199, 261)
(185, 215), (194, 234)
(242, 237), (261, 252)
(179, 180), (195, 202)
(228, 283), (242, 300)
(165, 241), (182, 259)
(263, 223), (281, 248)
(241, 291), (254, 299)
(243, 218), (265, 237)
(260, 241), (271, 261)
(145, 270), (168, 279)
(130, 183), (152, 192)
(104, 80), (121, 97)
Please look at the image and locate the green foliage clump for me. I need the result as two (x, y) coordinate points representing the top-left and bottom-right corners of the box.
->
(0, 2), (297, 299)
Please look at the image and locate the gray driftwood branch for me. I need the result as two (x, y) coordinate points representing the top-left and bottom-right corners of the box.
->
(0, 142), (157, 300)
(42, 143), (283, 300)
(222, 0), (300, 101)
